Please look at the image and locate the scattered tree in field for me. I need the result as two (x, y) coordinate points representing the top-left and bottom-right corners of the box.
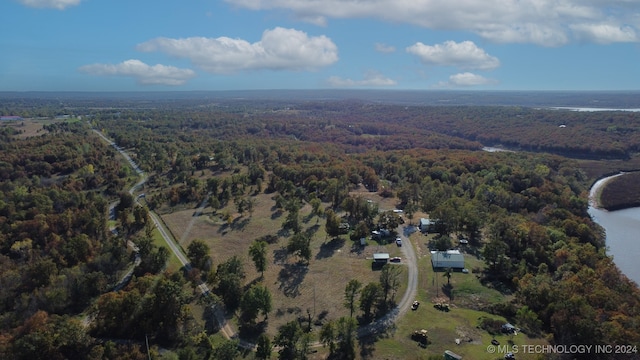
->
(287, 232), (311, 264)
(249, 240), (268, 278)
(212, 256), (245, 310)
(324, 208), (343, 238)
(283, 201), (302, 234)
(380, 264), (402, 305)
(359, 282), (383, 320)
(240, 284), (272, 324)
(309, 197), (323, 219)
(187, 239), (211, 271)
(274, 320), (311, 360)
(344, 279), (362, 318)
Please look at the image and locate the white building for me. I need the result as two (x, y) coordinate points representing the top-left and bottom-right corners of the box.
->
(431, 250), (464, 269)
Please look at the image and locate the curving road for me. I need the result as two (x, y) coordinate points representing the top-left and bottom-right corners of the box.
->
(95, 128), (421, 348)
(92, 129), (244, 344)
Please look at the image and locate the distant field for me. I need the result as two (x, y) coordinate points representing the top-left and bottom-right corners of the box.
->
(0, 118), (77, 138)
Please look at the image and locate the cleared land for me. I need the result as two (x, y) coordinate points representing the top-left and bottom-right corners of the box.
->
(160, 190), (403, 337)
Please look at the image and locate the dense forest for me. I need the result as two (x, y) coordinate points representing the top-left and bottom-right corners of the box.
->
(1, 95), (640, 359)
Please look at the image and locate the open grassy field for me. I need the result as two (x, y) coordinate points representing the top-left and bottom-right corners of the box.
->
(160, 182), (549, 358)
(160, 191), (403, 338)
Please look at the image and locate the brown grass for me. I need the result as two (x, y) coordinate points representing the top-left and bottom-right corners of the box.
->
(1, 118), (54, 138)
(160, 191), (404, 337)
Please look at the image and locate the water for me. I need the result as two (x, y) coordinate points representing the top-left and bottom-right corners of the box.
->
(589, 174), (640, 284)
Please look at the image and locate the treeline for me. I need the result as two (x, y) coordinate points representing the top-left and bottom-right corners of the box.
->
(91, 100), (640, 355)
(2, 99), (640, 359)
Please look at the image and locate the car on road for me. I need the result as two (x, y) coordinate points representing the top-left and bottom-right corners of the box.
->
(395, 237), (402, 246)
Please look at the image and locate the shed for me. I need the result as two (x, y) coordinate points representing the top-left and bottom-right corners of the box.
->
(431, 250), (464, 269)
(373, 253), (390, 264)
(419, 218), (436, 232)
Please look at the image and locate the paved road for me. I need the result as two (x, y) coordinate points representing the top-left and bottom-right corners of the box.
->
(95, 128), (421, 349)
(93, 128), (245, 344)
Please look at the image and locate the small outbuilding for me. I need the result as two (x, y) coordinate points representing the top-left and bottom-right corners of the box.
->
(431, 250), (465, 270)
(419, 218), (436, 233)
(373, 253), (390, 264)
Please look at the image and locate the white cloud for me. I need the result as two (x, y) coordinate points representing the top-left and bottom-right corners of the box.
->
(571, 23), (639, 43)
(78, 59), (196, 86)
(375, 43), (396, 53)
(224, 0), (640, 46)
(18, 0), (81, 9)
(435, 72), (498, 88)
(137, 27), (338, 73)
(406, 41), (500, 70)
(327, 71), (397, 87)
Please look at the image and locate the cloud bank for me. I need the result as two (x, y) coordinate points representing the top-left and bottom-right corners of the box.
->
(225, 0), (640, 46)
(137, 27), (338, 73)
(19, 0), (81, 10)
(435, 72), (498, 88)
(78, 59), (195, 86)
(327, 71), (397, 87)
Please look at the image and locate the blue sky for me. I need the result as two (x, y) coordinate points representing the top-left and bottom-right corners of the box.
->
(1, 0), (640, 91)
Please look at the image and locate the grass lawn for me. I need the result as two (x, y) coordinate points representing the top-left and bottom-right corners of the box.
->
(370, 232), (549, 360)
(160, 185), (550, 359)
(161, 191), (392, 338)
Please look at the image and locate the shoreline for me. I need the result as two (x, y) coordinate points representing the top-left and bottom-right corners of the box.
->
(588, 173), (625, 210)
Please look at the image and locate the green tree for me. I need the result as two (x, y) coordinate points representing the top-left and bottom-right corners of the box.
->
(211, 339), (239, 360)
(187, 239), (211, 271)
(320, 320), (337, 355)
(240, 285), (272, 324)
(249, 240), (268, 278)
(213, 256), (245, 310)
(380, 264), (402, 305)
(359, 282), (382, 320)
(287, 232), (311, 264)
(344, 279), (362, 318)
(274, 320), (310, 360)
(324, 208), (342, 238)
(335, 316), (358, 360)
(255, 333), (272, 360)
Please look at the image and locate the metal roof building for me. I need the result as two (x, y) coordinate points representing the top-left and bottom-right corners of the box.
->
(431, 250), (464, 269)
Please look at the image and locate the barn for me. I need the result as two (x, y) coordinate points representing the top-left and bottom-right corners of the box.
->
(431, 250), (464, 270)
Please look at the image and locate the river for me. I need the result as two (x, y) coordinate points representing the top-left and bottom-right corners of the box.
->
(588, 174), (640, 284)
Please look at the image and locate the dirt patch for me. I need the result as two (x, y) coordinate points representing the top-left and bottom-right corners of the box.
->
(455, 325), (483, 345)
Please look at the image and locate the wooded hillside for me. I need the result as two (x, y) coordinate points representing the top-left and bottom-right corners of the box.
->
(1, 97), (639, 359)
